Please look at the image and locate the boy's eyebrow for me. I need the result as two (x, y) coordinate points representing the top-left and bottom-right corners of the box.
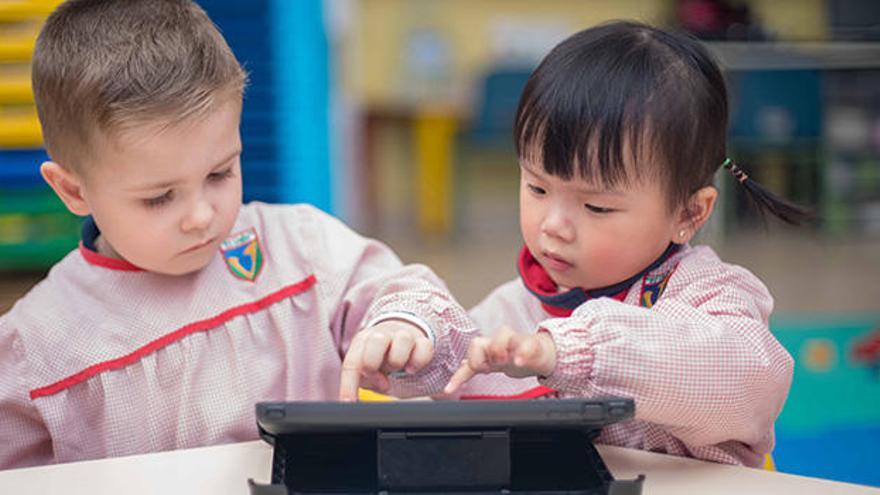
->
(130, 148), (242, 192)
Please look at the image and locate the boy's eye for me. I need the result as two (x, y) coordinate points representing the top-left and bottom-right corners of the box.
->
(585, 203), (614, 214)
(208, 167), (234, 182)
(144, 190), (174, 208)
(527, 184), (546, 195)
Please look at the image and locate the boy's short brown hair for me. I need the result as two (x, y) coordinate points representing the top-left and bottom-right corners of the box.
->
(32, 0), (247, 171)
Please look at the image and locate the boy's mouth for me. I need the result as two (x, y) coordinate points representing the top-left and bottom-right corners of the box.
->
(182, 236), (217, 254)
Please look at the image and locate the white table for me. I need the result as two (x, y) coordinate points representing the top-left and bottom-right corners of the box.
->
(0, 440), (877, 495)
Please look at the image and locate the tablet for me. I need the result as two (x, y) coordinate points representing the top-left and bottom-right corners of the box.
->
(250, 397), (643, 494)
(256, 397), (634, 435)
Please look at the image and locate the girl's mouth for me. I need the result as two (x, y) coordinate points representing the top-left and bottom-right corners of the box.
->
(542, 251), (573, 272)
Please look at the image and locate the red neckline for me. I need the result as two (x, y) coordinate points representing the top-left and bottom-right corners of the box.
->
(78, 242), (144, 272)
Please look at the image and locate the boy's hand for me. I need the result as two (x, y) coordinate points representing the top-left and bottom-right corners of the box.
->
(339, 319), (434, 401)
(443, 326), (557, 394)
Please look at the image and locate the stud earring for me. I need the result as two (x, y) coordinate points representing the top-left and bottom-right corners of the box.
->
(679, 229), (687, 239)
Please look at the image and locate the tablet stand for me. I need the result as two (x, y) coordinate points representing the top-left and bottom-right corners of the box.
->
(249, 425), (644, 494)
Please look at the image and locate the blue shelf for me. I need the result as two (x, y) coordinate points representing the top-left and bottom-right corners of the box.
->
(204, 0), (332, 211)
(0, 1), (333, 208)
(0, 149), (49, 189)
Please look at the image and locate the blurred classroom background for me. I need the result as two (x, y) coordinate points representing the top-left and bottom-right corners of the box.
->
(1, 0), (879, 487)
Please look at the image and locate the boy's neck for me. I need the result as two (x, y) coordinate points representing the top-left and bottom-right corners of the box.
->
(94, 234), (123, 261)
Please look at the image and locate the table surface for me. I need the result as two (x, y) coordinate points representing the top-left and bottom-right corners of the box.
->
(0, 440), (877, 495)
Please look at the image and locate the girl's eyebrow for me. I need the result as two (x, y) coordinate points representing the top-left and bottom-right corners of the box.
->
(521, 161), (624, 196)
(576, 184), (625, 196)
(519, 162), (542, 177)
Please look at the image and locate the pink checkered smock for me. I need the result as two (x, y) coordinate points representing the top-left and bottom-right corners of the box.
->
(452, 245), (793, 467)
(0, 203), (474, 469)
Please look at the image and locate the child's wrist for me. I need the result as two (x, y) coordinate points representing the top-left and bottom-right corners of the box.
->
(363, 311), (436, 346)
(536, 331), (557, 377)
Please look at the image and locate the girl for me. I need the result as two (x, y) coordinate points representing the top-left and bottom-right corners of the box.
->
(442, 21), (806, 467)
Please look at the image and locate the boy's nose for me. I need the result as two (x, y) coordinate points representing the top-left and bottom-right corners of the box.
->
(181, 199), (214, 232)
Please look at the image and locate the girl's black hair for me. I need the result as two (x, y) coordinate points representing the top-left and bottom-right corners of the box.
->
(514, 20), (812, 225)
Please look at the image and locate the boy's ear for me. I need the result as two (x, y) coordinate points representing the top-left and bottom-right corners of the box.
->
(675, 186), (718, 244)
(40, 161), (91, 216)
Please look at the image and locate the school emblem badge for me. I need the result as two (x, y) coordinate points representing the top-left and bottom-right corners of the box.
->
(221, 229), (264, 281)
(640, 267), (676, 309)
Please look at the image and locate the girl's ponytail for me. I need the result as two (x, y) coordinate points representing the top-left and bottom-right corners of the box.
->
(722, 158), (814, 226)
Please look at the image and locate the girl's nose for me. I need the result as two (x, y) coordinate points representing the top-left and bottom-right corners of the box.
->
(541, 206), (575, 242)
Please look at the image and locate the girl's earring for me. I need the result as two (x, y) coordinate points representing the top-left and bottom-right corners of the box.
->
(679, 229), (687, 240)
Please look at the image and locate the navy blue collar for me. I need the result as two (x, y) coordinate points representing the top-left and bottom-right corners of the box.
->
(518, 243), (680, 315)
(81, 215), (100, 251)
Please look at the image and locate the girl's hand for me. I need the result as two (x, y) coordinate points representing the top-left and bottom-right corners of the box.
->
(338, 319), (434, 401)
(443, 326), (557, 394)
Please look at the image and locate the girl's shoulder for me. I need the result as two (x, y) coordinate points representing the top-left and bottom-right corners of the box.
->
(663, 244), (773, 308)
(671, 244), (761, 283)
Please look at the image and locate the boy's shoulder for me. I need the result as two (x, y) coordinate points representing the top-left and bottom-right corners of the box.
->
(0, 250), (103, 384)
(239, 201), (351, 244)
(240, 201), (380, 267)
(3, 249), (90, 326)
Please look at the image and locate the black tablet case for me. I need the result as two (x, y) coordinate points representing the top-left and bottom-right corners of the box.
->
(249, 398), (645, 494)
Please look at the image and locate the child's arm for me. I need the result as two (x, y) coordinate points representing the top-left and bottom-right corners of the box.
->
(445, 258), (791, 464)
(297, 205), (476, 399)
(534, 264), (792, 459)
(0, 317), (52, 468)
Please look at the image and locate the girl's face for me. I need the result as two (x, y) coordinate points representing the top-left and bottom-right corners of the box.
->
(519, 159), (689, 291)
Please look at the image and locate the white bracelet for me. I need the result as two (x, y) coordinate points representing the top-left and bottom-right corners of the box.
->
(361, 311), (436, 346)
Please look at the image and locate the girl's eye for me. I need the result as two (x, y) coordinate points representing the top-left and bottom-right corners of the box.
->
(527, 184), (546, 195)
(585, 203), (614, 214)
(144, 190), (174, 208)
(208, 167), (235, 182)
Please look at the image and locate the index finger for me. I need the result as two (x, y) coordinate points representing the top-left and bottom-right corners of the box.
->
(443, 360), (477, 395)
(339, 337), (366, 401)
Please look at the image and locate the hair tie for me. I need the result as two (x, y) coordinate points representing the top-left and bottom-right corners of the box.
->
(722, 158), (749, 184)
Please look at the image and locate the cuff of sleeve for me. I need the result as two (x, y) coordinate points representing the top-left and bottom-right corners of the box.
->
(362, 311), (436, 346)
(536, 318), (596, 394)
(365, 291), (477, 396)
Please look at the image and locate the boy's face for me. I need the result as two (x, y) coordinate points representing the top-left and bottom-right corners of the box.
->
(78, 99), (243, 275)
(518, 159), (682, 291)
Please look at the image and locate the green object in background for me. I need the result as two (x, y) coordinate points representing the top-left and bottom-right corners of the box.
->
(771, 314), (880, 486)
(772, 314), (880, 431)
(0, 188), (81, 270)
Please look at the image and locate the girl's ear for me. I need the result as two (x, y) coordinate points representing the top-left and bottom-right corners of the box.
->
(40, 161), (91, 216)
(675, 186), (718, 244)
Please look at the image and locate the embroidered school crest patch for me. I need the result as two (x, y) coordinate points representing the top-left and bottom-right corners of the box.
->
(640, 267), (676, 308)
(221, 229), (264, 281)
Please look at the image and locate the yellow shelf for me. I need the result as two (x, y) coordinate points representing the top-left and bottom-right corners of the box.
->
(0, 36), (36, 62)
(0, 109), (42, 147)
(0, 72), (34, 103)
(0, 1), (61, 22)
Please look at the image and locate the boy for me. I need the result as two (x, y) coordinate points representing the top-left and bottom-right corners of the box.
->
(0, 0), (472, 469)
